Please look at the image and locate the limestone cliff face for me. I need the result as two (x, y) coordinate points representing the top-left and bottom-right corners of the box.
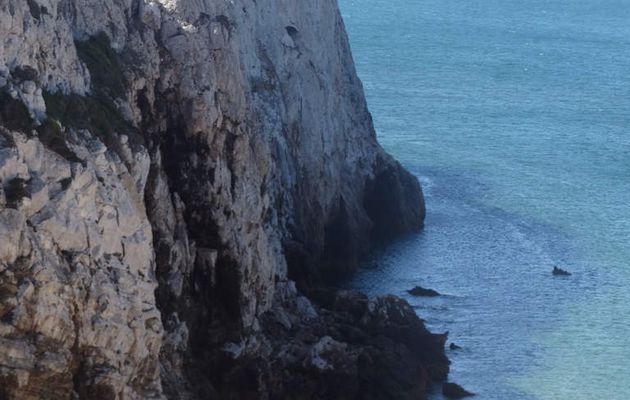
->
(0, 0), (433, 398)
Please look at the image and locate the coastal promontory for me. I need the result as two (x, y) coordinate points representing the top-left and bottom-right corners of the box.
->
(0, 0), (445, 398)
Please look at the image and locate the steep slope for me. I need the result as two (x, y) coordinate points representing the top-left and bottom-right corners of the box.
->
(0, 0), (444, 398)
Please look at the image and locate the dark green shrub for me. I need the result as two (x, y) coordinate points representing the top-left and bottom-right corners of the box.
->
(0, 89), (34, 133)
(27, 0), (41, 20)
(4, 178), (30, 209)
(36, 117), (82, 163)
(75, 32), (125, 99)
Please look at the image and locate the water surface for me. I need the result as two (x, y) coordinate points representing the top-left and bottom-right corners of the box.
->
(339, 0), (630, 398)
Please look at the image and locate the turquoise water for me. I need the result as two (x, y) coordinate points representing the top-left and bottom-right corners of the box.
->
(339, 0), (630, 398)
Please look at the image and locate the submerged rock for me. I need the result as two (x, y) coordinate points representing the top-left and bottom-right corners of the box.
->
(552, 266), (572, 276)
(443, 382), (475, 398)
(408, 286), (441, 297)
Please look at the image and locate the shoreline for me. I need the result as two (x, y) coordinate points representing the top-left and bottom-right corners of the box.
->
(195, 285), (452, 399)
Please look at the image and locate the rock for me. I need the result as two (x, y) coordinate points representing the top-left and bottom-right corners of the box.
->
(0, 0), (429, 398)
(450, 342), (462, 350)
(0, 130), (162, 399)
(139, 1), (162, 29)
(408, 286), (441, 297)
(21, 80), (36, 95)
(248, 290), (449, 400)
(552, 266), (571, 276)
(306, 336), (348, 371)
(443, 382), (475, 398)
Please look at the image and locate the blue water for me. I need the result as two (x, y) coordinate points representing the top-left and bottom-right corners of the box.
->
(338, 0), (630, 398)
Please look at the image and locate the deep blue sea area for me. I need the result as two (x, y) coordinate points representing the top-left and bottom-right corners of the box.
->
(338, 1), (630, 398)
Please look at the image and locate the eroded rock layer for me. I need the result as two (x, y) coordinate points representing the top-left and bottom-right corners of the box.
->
(0, 0), (444, 398)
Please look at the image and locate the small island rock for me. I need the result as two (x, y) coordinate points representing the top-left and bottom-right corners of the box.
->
(407, 286), (440, 297)
(552, 266), (571, 276)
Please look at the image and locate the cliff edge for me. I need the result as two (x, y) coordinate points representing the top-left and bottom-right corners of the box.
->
(0, 0), (445, 398)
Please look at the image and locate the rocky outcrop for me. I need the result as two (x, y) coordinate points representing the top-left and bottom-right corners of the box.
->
(442, 382), (475, 398)
(187, 286), (449, 399)
(0, 127), (161, 399)
(0, 0), (440, 398)
(552, 266), (571, 276)
(408, 286), (441, 297)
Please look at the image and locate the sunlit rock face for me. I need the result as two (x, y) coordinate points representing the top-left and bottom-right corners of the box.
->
(0, 0), (427, 398)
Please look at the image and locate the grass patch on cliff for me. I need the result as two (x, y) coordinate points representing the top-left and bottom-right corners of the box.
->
(1, 33), (142, 163)
(75, 32), (126, 99)
(36, 116), (83, 163)
(0, 89), (34, 133)
(0, 87), (81, 162)
(43, 91), (142, 153)
(4, 178), (30, 209)
(40, 31), (143, 157)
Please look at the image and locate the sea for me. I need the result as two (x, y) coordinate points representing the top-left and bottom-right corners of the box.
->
(338, 0), (630, 398)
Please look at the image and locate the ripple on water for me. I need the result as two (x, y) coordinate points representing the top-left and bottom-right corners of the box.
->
(339, 0), (630, 397)
(346, 168), (598, 399)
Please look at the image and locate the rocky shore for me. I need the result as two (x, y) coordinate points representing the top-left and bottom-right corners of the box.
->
(182, 285), (449, 399)
(0, 0), (448, 398)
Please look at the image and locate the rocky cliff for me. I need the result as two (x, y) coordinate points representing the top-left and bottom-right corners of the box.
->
(0, 0), (446, 398)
